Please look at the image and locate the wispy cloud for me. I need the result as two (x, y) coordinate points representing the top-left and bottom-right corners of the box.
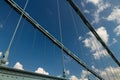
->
(107, 6), (120, 24)
(13, 62), (24, 70)
(86, 0), (100, 5)
(92, 65), (120, 80)
(81, 70), (90, 80)
(83, 27), (109, 59)
(81, 2), (85, 7)
(84, 10), (90, 14)
(86, 0), (111, 24)
(69, 69), (90, 80)
(70, 75), (88, 80)
(70, 75), (79, 80)
(105, 6), (120, 45)
(112, 38), (117, 44)
(114, 25), (120, 36)
(70, 66), (120, 80)
(100, 66), (120, 80)
(66, 70), (70, 75)
(78, 36), (82, 41)
(35, 67), (49, 75)
(93, 2), (111, 24)
(61, 69), (89, 80)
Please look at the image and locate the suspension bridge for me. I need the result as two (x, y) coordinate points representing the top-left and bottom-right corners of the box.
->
(0, 0), (120, 80)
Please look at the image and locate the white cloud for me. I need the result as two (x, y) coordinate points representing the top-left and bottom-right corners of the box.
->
(93, 2), (111, 24)
(107, 7), (120, 24)
(69, 70), (90, 80)
(97, 2), (111, 14)
(100, 66), (120, 80)
(84, 27), (109, 47)
(109, 38), (117, 46)
(86, 0), (111, 24)
(86, 0), (100, 5)
(112, 38), (117, 44)
(92, 12), (100, 24)
(70, 75), (88, 80)
(35, 67), (49, 75)
(84, 10), (90, 14)
(81, 70), (90, 79)
(91, 65), (100, 72)
(69, 66), (120, 80)
(92, 66), (120, 80)
(70, 75), (79, 80)
(66, 70), (70, 75)
(78, 36), (82, 41)
(114, 25), (120, 36)
(13, 62), (24, 70)
(83, 27), (109, 59)
(93, 49), (108, 59)
(96, 27), (109, 43)
(81, 2), (85, 7)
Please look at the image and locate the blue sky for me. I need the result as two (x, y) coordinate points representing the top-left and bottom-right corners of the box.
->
(0, 0), (120, 80)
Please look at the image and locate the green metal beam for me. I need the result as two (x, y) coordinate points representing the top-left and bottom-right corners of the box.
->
(4, 0), (103, 80)
(0, 66), (66, 80)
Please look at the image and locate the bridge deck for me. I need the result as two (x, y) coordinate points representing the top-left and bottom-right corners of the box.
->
(0, 66), (67, 80)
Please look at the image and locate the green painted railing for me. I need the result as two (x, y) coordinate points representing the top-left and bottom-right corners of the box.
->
(0, 66), (67, 80)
